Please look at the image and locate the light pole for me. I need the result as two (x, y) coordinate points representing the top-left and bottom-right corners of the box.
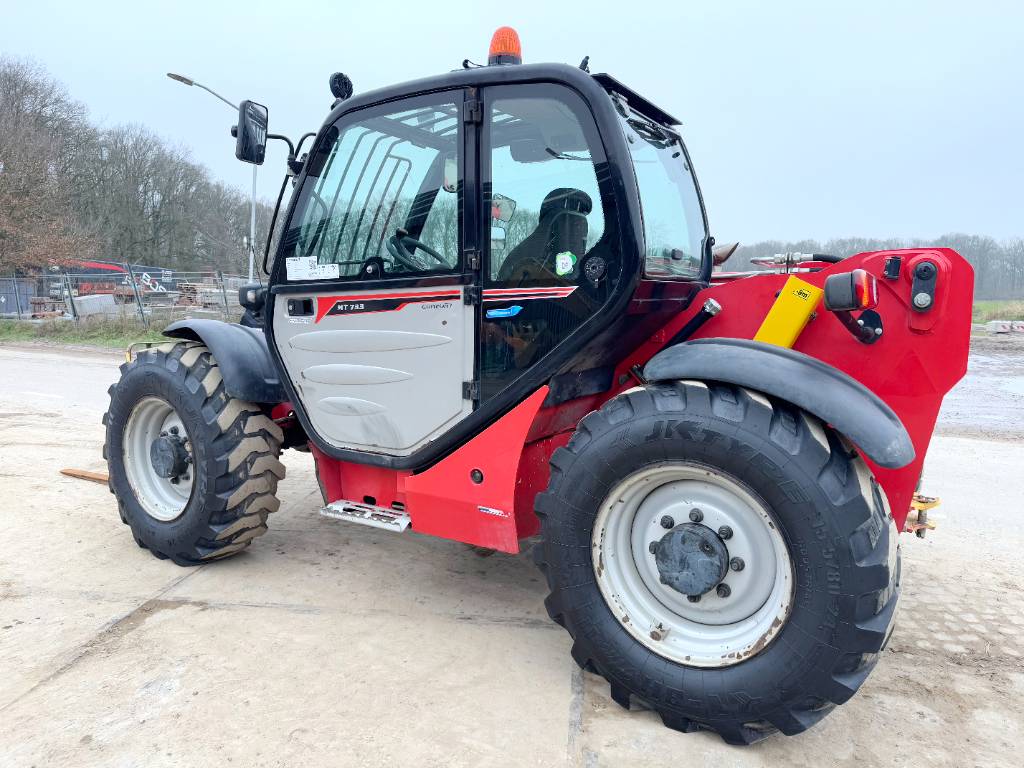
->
(167, 72), (258, 281)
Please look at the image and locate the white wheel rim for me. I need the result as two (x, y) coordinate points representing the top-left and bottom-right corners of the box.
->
(122, 397), (194, 522)
(592, 463), (793, 668)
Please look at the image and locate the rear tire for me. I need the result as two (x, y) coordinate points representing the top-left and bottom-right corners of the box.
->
(534, 382), (900, 744)
(103, 341), (285, 565)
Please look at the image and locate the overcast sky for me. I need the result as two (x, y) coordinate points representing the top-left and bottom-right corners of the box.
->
(3, 0), (1021, 243)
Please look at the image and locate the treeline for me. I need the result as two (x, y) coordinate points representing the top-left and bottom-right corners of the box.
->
(731, 236), (1024, 300)
(3, 56), (1022, 297)
(0, 57), (271, 275)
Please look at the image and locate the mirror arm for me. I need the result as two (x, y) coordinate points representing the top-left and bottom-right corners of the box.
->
(264, 132), (319, 176)
(267, 133), (295, 157)
(295, 132), (317, 154)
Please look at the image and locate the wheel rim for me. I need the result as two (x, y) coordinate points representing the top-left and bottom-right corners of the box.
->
(122, 397), (194, 522)
(592, 463), (793, 668)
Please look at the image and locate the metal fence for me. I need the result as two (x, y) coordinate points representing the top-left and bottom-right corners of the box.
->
(1, 268), (250, 326)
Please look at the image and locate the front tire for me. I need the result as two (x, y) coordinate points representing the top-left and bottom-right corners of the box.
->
(103, 341), (286, 565)
(534, 382), (900, 744)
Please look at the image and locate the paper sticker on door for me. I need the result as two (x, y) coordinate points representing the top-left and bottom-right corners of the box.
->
(286, 256), (340, 281)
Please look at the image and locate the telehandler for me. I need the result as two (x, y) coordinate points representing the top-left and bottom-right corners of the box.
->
(104, 28), (972, 743)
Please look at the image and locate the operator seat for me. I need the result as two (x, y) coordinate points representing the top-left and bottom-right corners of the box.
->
(497, 188), (592, 285)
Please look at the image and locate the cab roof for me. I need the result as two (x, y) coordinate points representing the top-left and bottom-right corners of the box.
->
(324, 62), (681, 129)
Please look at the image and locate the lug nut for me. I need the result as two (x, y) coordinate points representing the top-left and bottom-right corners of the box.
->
(159, 431), (167, 437)
(730, 557), (745, 572)
(688, 509), (703, 523)
(716, 584), (731, 598)
(687, 595), (701, 603)
(718, 525), (733, 540)
(660, 515), (675, 529)
(169, 426), (179, 435)
(648, 541), (658, 555)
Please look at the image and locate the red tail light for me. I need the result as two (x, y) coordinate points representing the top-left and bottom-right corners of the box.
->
(853, 269), (878, 309)
(823, 269), (879, 312)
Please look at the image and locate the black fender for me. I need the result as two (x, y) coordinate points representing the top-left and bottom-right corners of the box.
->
(163, 319), (285, 404)
(643, 337), (914, 469)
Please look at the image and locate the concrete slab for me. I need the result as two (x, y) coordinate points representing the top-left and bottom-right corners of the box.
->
(1, 343), (1022, 766)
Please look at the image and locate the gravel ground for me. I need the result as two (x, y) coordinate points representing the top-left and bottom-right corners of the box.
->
(0, 340), (1022, 767)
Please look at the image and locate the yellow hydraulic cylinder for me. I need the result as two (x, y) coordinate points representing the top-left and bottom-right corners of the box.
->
(753, 276), (823, 348)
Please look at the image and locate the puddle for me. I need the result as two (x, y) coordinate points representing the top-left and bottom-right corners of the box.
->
(938, 349), (1024, 438)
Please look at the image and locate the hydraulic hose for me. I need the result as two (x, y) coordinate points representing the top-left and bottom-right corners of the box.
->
(664, 298), (723, 349)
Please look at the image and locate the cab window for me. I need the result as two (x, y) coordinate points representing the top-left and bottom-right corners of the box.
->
(616, 101), (707, 279)
(281, 96), (462, 281)
(480, 84), (621, 401)
(486, 92), (609, 286)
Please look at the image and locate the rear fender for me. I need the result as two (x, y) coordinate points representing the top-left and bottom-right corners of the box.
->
(164, 319), (285, 404)
(643, 338), (915, 468)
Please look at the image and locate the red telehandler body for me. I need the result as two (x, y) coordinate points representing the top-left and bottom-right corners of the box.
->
(104, 29), (972, 743)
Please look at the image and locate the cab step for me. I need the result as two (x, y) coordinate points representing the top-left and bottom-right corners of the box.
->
(319, 500), (411, 532)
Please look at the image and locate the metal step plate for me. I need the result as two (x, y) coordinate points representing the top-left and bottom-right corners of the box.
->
(319, 500), (411, 532)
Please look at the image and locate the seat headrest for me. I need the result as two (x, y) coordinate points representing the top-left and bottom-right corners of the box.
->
(540, 188), (592, 221)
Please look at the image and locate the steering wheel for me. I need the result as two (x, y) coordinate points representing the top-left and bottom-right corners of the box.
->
(385, 227), (448, 272)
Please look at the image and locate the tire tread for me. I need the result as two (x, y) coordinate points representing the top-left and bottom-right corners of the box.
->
(533, 382), (900, 744)
(104, 342), (285, 565)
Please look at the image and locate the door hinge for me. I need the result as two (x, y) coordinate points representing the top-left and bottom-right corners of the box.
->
(465, 248), (480, 271)
(464, 285), (481, 305)
(463, 380), (481, 401)
(463, 99), (483, 124)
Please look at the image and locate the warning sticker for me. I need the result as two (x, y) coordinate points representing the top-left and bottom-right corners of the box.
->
(286, 256), (340, 281)
(555, 251), (577, 276)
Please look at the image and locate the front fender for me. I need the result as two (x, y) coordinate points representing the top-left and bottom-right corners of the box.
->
(643, 337), (914, 469)
(164, 319), (285, 404)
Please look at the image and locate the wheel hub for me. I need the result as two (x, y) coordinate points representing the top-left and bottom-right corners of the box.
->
(123, 397), (194, 522)
(592, 463), (794, 668)
(149, 430), (189, 479)
(653, 523), (728, 597)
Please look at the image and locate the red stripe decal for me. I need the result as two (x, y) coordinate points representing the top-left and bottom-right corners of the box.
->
(483, 286), (576, 294)
(315, 290), (461, 322)
(482, 286), (577, 302)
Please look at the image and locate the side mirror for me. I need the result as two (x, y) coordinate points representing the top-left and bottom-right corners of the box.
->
(238, 282), (267, 312)
(712, 241), (740, 266)
(509, 138), (551, 163)
(235, 100), (268, 165)
(442, 155), (458, 193)
(491, 193), (517, 224)
(491, 226), (507, 255)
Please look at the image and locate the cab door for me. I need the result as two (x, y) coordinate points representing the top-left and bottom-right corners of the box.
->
(270, 93), (476, 458)
(478, 83), (623, 403)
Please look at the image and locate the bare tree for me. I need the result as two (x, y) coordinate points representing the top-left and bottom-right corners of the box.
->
(0, 58), (98, 270)
(0, 56), (270, 275)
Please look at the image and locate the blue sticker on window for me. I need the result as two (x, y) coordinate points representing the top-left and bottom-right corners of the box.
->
(486, 305), (523, 319)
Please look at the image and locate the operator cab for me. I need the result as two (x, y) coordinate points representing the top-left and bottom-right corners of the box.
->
(260, 31), (710, 468)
